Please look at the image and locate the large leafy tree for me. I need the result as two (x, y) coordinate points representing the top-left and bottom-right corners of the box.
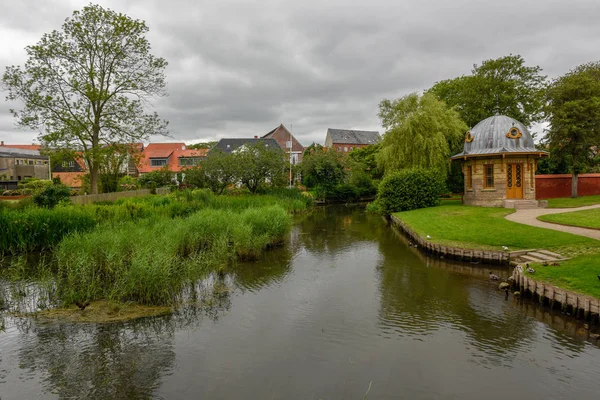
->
(234, 142), (287, 193)
(376, 92), (467, 179)
(544, 62), (600, 197)
(2, 4), (168, 194)
(188, 150), (239, 194)
(300, 144), (346, 189)
(428, 54), (546, 127)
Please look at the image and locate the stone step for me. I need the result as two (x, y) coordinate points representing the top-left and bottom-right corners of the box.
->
(537, 249), (563, 258)
(526, 251), (558, 261)
(519, 254), (549, 263)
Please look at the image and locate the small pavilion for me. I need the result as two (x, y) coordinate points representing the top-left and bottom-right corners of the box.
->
(450, 115), (549, 208)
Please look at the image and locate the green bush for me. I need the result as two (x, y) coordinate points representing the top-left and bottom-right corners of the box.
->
(18, 178), (53, 194)
(376, 169), (445, 214)
(117, 175), (138, 191)
(32, 184), (71, 208)
(347, 169), (377, 197)
(330, 183), (361, 202)
(138, 168), (174, 189)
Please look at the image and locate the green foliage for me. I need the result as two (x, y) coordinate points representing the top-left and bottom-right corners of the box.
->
(32, 184), (71, 208)
(301, 146), (346, 189)
(2, 4), (168, 194)
(138, 167), (174, 189)
(17, 179), (53, 196)
(377, 93), (467, 179)
(329, 184), (360, 202)
(346, 168), (377, 197)
(376, 169), (445, 214)
(0, 189), (311, 254)
(234, 142), (287, 193)
(348, 144), (383, 179)
(428, 54), (546, 127)
(544, 61), (600, 196)
(187, 142), (217, 150)
(117, 175), (138, 191)
(55, 205), (292, 305)
(195, 150), (239, 194)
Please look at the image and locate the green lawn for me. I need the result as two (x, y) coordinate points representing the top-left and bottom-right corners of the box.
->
(393, 204), (597, 252)
(547, 195), (600, 208)
(526, 255), (600, 299)
(538, 208), (600, 229)
(394, 204), (600, 299)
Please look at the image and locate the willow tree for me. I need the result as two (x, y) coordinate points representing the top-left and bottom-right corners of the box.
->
(545, 62), (600, 197)
(376, 92), (467, 179)
(2, 4), (168, 194)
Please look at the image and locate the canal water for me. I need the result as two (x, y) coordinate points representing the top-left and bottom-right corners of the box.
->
(1, 206), (599, 399)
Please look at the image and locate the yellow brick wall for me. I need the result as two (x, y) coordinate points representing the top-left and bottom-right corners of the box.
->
(461, 156), (537, 207)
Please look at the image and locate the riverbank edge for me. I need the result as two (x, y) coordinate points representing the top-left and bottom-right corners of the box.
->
(512, 265), (600, 329)
(388, 215), (510, 264)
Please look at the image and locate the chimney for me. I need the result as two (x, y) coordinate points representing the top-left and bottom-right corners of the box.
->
(254, 135), (258, 139)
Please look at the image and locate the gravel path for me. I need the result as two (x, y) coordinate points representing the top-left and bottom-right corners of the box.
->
(504, 204), (600, 240)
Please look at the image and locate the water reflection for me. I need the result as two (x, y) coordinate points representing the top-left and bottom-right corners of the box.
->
(1, 205), (599, 399)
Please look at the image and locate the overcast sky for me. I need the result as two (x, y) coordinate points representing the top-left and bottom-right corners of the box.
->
(1, 0), (599, 146)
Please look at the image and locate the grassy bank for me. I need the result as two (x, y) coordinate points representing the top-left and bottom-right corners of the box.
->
(538, 208), (600, 229)
(393, 204), (596, 252)
(525, 255), (600, 299)
(0, 188), (311, 254)
(393, 204), (600, 299)
(547, 195), (600, 208)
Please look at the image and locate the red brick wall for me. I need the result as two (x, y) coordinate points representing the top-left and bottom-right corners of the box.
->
(535, 174), (600, 199)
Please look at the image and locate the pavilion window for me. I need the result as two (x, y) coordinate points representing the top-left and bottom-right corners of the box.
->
(466, 165), (472, 189)
(483, 164), (494, 188)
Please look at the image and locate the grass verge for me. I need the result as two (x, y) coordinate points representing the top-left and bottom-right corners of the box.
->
(394, 204), (600, 299)
(547, 195), (600, 208)
(524, 255), (600, 299)
(538, 208), (600, 229)
(393, 204), (597, 252)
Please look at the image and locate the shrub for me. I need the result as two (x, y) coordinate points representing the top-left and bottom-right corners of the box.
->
(117, 175), (138, 192)
(18, 178), (53, 194)
(329, 183), (360, 202)
(347, 169), (377, 197)
(138, 168), (174, 189)
(33, 184), (71, 208)
(376, 169), (445, 214)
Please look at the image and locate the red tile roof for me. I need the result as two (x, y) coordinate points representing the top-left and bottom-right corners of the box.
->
(136, 143), (208, 173)
(0, 144), (42, 151)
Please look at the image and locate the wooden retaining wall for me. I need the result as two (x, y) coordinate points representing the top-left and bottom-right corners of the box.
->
(70, 187), (171, 205)
(389, 215), (510, 265)
(513, 265), (600, 323)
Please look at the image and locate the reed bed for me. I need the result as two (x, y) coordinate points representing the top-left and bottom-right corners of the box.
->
(55, 205), (292, 305)
(0, 188), (311, 255)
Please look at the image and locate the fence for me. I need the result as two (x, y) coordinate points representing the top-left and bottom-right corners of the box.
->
(536, 173), (600, 199)
(70, 187), (171, 205)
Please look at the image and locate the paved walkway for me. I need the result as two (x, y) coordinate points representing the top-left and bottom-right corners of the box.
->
(505, 204), (600, 240)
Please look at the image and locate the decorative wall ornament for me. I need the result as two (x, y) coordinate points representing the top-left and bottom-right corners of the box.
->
(465, 131), (474, 143)
(506, 127), (523, 139)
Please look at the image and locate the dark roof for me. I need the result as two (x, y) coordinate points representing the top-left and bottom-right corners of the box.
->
(210, 138), (282, 155)
(451, 115), (548, 159)
(0, 147), (48, 159)
(327, 129), (380, 145)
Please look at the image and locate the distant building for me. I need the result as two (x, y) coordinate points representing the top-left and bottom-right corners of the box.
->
(210, 138), (281, 155)
(0, 143), (50, 190)
(324, 129), (380, 153)
(135, 143), (209, 174)
(261, 124), (305, 164)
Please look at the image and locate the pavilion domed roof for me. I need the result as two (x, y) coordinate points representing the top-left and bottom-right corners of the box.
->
(451, 115), (546, 159)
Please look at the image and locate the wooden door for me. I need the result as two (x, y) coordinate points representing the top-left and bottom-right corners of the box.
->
(506, 163), (523, 199)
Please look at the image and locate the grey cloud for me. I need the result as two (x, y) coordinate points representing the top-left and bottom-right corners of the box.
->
(1, 0), (600, 146)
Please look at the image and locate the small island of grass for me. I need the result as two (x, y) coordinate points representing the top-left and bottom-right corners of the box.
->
(538, 208), (600, 230)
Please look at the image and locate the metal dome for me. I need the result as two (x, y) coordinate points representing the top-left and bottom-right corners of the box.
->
(451, 115), (543, 158)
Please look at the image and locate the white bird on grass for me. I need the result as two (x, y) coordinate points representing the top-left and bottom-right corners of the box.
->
(426, 235), (431, 239)
(502, 246), (509, 251)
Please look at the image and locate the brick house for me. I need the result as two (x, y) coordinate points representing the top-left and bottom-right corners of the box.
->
(261, 124), (305, 165)
(324, 129), (380, 153)
(450, 115), (549, 208)
(135, 143), (209, 174)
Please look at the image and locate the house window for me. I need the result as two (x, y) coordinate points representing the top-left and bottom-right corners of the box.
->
(484, 163), (494, 188)
(151, 158), (168, 167)
(179, 157), (200, 167)
(350, 147), (353, 151)
(344, 147), (348, 152)
(337, 147), (341, 152)
(466, 165), (472, 189)
(28, 160), (34, 165)
(62, 161), (75, 168)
